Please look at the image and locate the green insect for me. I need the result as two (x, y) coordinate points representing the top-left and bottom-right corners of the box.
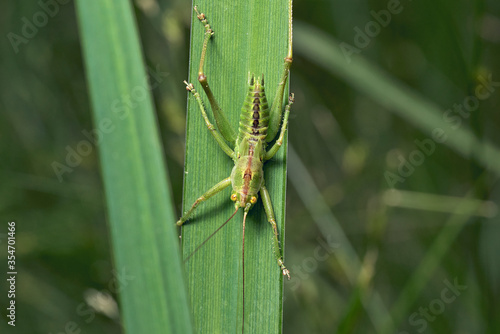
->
(177, 3), (293, 332)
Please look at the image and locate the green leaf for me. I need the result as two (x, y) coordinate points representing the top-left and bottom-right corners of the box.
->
(75, 1), (193, 333)
(180, 1), (290, 333)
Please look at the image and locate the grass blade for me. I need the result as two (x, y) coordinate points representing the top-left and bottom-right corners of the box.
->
(294, 22), (500, 177)
(288, 145), (392, 333)
(180, 1), (290, 333)
(75, 1), (193, 333)
(381, 189), (481, 332)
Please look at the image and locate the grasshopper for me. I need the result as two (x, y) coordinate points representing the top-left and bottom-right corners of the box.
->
(177, 3), (293, 332)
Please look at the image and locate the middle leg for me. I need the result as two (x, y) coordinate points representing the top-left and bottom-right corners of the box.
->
(184, 81), (234, 158)
(265, 93), (294, 161)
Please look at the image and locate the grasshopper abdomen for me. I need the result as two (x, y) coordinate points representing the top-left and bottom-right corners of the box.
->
(238, 75), (269, 144)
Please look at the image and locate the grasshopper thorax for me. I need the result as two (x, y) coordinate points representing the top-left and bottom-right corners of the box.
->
(230, 155), (263, 210)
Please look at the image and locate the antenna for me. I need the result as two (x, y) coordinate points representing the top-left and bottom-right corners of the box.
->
(241, 210), (248, 334)
(183, 207), (240, 263)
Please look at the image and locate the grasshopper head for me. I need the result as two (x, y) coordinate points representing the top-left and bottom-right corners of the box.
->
(230, 192), (258, 211)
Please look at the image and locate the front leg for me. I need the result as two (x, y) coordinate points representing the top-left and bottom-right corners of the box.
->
(260, 183), (290, 279)
(177, 177), (232, 226)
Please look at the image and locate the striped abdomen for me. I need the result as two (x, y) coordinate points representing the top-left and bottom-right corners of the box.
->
(237, 75), (270, 144)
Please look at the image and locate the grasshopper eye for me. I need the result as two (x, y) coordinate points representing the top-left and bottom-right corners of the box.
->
(231, 194), (238, 201)
(250, 196), (257, 204)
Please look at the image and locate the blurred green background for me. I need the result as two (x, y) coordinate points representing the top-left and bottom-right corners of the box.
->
(1, 0), (500, 333)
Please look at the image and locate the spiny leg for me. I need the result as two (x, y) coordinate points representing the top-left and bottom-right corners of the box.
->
(260, 183), (290, 279)
(177, 176), (232, 226)
(184, 81), (234, 158)
(192, 6), (236, 144)
(265, 93), (294, 161)
(266, 0), (293, 142)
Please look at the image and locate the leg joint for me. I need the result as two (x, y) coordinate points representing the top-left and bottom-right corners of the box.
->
(198, 74), (207, 84)
(183, 81), (194, 92)
(194, 196), (205, 205)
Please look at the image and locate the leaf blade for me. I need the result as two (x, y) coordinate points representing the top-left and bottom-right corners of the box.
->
(75, 1), (193, 333)
(181, 1), (290, 333)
